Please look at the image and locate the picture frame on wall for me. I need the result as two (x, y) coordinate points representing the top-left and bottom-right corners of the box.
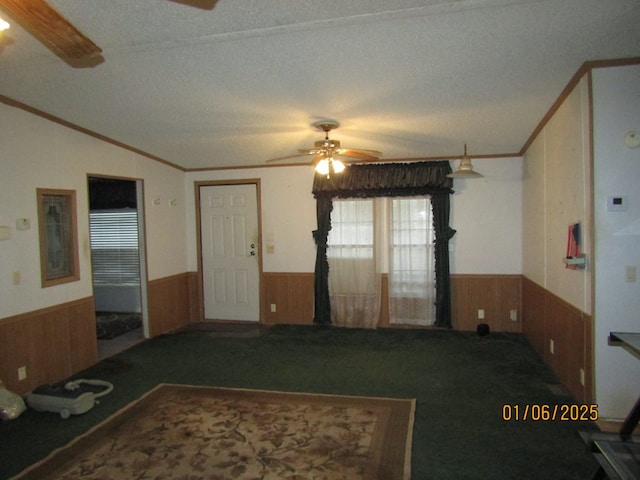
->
(37, 188), (80, 287)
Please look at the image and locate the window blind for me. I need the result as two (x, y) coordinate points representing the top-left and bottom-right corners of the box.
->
(89, 210), (140, 285)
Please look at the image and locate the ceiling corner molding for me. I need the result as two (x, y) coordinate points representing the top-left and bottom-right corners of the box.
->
(520, 56), (640, 157)
(0, 94), (186, 172)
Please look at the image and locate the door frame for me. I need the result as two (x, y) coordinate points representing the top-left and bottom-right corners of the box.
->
(87, 174), (150, 339)
(194, 179), (263, 323)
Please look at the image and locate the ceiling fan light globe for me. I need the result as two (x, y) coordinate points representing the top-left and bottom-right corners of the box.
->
(316, 159), (330, 175)
(332, 159), (346, 173)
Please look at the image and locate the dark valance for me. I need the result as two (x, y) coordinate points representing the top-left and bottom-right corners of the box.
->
(312, 161), (453, 199)
(311, 160), (456, 328)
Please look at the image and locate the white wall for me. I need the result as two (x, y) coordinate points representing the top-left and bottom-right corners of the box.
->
(592, 65), (640, 420)
(522, 75), (592, 314)
(186, 166), (319, 273)
(186, 159), (523, 275)
(449, 156), (523, 274)
(0, 98), (524, 318)
(0, 102), (188, 319)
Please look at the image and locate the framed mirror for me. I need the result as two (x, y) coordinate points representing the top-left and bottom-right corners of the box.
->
(37, 188), (80, 287)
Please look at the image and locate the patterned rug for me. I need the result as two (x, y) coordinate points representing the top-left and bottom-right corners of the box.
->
(12, 384), (415, 479)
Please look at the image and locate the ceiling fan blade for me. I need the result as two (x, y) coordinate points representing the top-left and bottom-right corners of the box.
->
(0, 0), (102, 62)
(297, 149), (317, 154)
(335, 150), (380, 161)
(168, 0), (219, 9)
(336, 148), (382, 157)
(265, 153), (312, 163)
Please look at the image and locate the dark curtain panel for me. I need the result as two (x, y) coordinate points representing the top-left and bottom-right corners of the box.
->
(312, 196), (333, 325)
(311, 161), (456, 327)
(432, 192), (456, 328)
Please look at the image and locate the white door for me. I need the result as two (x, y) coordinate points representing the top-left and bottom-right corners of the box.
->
(200, 184), (260, 321)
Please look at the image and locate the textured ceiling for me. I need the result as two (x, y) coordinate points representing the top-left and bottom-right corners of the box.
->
(0, 0), (639, 170)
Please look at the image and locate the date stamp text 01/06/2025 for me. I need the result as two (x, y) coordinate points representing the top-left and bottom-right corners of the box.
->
(502, 404), (599, 421)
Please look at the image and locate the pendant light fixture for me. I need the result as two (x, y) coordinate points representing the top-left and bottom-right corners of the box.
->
(447, 144), (483, 178)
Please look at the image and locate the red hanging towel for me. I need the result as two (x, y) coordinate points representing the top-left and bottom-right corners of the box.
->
(566, 223), (581, 269)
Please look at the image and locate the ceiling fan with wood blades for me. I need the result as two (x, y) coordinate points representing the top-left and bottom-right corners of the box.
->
(0, 0), (218, 66)
(267, 120), (382, 176)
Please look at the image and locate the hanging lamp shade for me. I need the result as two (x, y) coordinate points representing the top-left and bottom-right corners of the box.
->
(447, 144), (483, 178)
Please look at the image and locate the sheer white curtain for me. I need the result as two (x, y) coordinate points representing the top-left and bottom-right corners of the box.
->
(327, 199), (381, 328)
(389, 197), (436, 326)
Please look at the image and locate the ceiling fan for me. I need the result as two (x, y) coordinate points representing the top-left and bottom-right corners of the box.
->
(0, 0), (218, 66)
(268, 120), (382, 176)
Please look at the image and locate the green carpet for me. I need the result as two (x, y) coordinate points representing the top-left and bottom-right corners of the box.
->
(1, 325), (598, 479)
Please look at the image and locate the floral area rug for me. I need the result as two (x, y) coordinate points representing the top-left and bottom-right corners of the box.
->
(12, 384), (415, 479)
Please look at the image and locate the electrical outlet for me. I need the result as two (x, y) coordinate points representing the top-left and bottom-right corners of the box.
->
(18, 366), (27, 381)
(270, 304), (276, 313)
(477, 309), (485, 320)
(550, 339), (554, 354)
(510, 309), (518, 322)
(12, 271), (20, 285)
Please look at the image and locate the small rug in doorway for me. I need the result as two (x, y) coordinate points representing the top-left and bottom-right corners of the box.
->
(12, 384), (415, 480)
(95, 312), (141, 339)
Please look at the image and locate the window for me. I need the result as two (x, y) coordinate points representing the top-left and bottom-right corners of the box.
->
(389, 197), (435, 324)
(328, 199), (375, 260)
(37, 188), (80, 287)
(327, 196), (435, 327)
(312, 160), (454, 327)
(89, 209), (140, 285)
(327, 199), (379, 328)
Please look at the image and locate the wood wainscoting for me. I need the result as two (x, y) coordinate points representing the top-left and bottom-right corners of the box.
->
(522, 276), (593, 404)
(261, 272), (525, 332)
(148, 272), (199, 336)
(262, 272), (315, 324)
(450, 274), (522, 332)
(0, 297), (97, 396)
(0, 272), (198, 396)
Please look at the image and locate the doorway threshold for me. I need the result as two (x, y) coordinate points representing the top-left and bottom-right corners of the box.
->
(97, 328), (145, 359)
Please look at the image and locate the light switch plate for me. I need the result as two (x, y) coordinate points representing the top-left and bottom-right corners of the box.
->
(625, 265), (637, 283)
(0, 226), (10, 240)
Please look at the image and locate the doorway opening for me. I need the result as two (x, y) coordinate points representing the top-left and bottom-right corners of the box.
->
(88, 176), (148, 358)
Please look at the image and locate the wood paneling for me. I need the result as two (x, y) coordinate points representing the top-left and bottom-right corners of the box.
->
(0, 272), (592, 408)
(522, 278), (546, 356)
(262, 273), (524, 331)
(0, 297), (96, 395)
(522, 276), (593, 404)
(0, 272), (198, 395)
(451, 274), (522, 332)
(378, 275), (389, 327)
(147, 272), (198, 336)
(262, 273), (314, 324)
